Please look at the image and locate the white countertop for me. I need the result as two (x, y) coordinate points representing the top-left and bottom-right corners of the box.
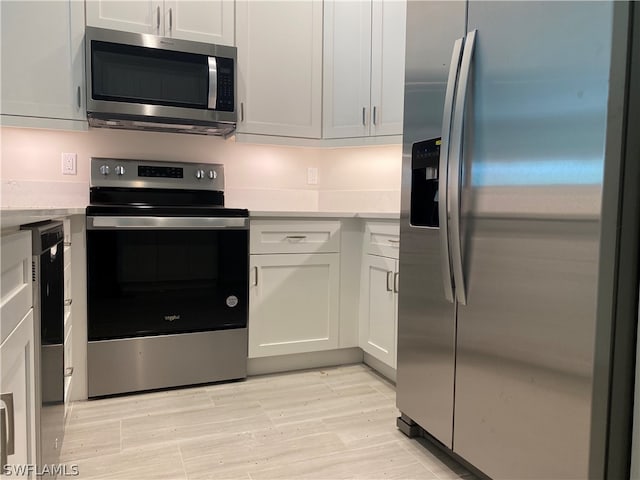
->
(1, 207), (85, 229)
(249, 211), (400, 219)
(0, 207), (399, 230)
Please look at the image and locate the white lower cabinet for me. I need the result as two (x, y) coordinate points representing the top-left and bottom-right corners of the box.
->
(360, 255), (398, 368)
(249, 253), (340, 358)
(1, 230), (36, 471)
(1, 310), (37, 472)
(359, 221), (400, 370)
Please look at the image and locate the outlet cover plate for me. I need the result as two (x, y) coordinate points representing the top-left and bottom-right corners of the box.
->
(62, 152), (77, 175)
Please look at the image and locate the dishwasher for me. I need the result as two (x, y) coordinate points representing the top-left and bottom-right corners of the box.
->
(20, 220), (65, 473)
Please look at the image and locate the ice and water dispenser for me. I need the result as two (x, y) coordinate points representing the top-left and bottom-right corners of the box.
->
(410, 138), (441, 227)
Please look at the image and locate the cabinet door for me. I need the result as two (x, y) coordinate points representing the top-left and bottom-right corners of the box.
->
(86, 0), (163, 35)
(1, 310), (37, 472)
(1, 0), (86, 121)
(360, 255), (397, 368)
(164, 0), (234, 45)
(236, 0), (322, 138)
(249, 253), (340, 357)
(323, 0), (372, 139)
(370, 0), (406, 136)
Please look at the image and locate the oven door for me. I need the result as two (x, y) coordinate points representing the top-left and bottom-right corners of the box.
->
(86, 215), (248, 341)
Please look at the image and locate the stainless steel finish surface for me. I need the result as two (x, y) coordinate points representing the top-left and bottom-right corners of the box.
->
(90, 158), (225, 191)
(85, 26), (237, 133)
(0, 393), (15, 456)
(87, 329), (248, 397)
(42, 345), (63, 403)
(438, 37), (464, 304)
(87, 216), (248, 230)
(448, 29), (476, 306)
(208, 57), (218, 109)
(1, 407), (7, 467)
(397, 0), (466, 449)
(450, 2), (614, 478)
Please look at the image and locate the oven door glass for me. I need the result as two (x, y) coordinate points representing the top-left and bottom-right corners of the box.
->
(87, 228), (248, 341)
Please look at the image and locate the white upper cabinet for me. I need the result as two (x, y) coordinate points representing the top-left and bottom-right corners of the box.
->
(164, 1), (234, 45)
(235, 0), (323, 138)
(86, 0), (161, 35)
(370, 0), (406, 136)
(0, 0), (86, 124)
(323, 0), (406, 139)
(322, 0), (372, 138)
(86, 0), (235, 45)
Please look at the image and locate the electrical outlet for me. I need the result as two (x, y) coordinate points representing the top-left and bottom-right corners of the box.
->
(62, 152), (77, 175)
(307, 167), (318, 185)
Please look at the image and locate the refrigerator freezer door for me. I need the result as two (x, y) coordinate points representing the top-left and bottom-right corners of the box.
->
(397, 0), (466, 449)
(453, 1), (613, 478)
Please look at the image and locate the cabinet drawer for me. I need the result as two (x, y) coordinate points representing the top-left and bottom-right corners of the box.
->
(250, 220), (341, 254)
(365, 221), (400, 259)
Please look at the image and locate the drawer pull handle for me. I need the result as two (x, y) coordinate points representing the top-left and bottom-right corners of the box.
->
(387, 239), (400, 244)
(64, 367), (74, 378)
(386, 271), (394, 292)
(394, 272), (400, 293)
(253, 266), (259, 286)
(64, 299), (72, 306)
(285, 235), (307, 240)
(64, 242), (71, 247)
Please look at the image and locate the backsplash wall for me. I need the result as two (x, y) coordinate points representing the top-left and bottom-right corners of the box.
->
(0, 127), (401, 212)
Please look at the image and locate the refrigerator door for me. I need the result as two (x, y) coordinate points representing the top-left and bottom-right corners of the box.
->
(453, 1), (614, 478)
(397, 0), (466, 448)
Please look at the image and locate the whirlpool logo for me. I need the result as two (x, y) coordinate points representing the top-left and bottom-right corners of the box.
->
(164, 314), (181, 322)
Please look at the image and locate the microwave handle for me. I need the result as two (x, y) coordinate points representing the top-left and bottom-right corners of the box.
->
(208, 57), (218, 110)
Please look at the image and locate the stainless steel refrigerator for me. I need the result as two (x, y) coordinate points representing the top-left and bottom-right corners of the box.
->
(396, 1), (640, 479)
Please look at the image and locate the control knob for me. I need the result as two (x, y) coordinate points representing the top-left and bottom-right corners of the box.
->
(195, 169), (205, 179)
(99, 165), (110, 176)
(208, 170), (217, 180)
(115, 165), (126, 176)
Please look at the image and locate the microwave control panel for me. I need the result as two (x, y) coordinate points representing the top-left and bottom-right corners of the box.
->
(215, 57), (235, 112)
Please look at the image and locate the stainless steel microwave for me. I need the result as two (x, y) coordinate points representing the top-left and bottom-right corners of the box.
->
(85, 27), (236, 136)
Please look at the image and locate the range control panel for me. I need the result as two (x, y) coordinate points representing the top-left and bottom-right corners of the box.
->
(90, 158), (224, 191)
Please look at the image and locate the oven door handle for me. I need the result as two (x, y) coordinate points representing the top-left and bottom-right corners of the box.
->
(87, 216), (248, 230)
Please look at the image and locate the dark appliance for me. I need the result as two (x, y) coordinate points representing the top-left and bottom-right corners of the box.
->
(85, 26), (236, 136)
(20, 221), (65, 472)
(86, 158), (248, 397)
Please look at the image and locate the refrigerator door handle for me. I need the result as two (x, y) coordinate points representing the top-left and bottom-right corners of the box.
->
(439, 37), (465, 304)
(448, 29), (477, 306)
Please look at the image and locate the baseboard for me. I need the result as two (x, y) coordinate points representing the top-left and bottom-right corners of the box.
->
(363, 352), (396, 383)
(247, 347), (363, 376)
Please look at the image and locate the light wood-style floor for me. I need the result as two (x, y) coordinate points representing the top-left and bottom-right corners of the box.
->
(61, 364), (477, 480)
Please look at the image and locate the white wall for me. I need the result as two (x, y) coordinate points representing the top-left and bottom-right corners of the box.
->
(0, 127), (401, 212)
